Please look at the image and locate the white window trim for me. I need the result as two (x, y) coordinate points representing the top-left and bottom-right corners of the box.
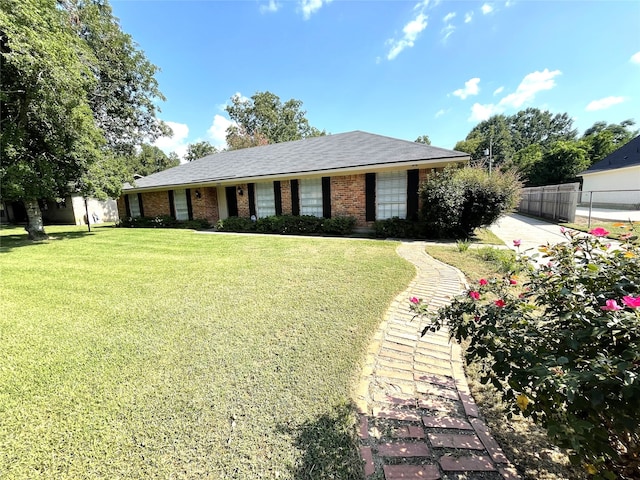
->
(300, 178), (324, 217)
(376, 171), (407, 220)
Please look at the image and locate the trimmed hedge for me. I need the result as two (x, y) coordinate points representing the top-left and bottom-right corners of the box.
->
(117, 215), (211, 230)
(215, 215), (357, 236)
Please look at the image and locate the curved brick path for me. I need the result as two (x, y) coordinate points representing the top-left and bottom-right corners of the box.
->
(355, 241), (521, 479)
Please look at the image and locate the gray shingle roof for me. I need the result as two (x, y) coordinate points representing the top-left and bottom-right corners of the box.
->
(124, 130), (469, 191)
(581, 135), (640, 174)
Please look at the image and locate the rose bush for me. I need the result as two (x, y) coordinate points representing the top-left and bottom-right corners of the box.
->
(411, 225), (640, 478)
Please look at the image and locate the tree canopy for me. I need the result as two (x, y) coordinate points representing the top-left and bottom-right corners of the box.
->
(184, 141), (217, 162)
(415, 134), (431, 145)
(0, 0), (167, 239)
(128, 145), (179, 177)
(455, 108), (636, 186)
(225, 91), (325, 150)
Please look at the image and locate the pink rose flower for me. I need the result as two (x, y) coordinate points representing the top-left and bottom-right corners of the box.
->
(479, 279), (488, 286)
(589, 227), (610, 237)
(509, 278), (517, 285)
(494, 299), (506, 308)
(469, 291), (480, 300)
(622, 296), (640, 308)
(513, 239), (522, 247)
(409, 297), (420, 304)
(601, 299), (622, 311)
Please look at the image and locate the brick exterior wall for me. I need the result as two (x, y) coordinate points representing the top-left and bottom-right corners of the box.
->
(116, 196), (127, 218)
(192, 187), (219, 223)
(280, 180), (292, 215)
(330, 174), (368, 226)
(140, 191), (170, 217)
(236, 183), (250, 218)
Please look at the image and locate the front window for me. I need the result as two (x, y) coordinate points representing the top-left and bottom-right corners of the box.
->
(173, 189), (189, 220)
(128, 194), (141, 218)
(377, 171), (407, 220)
(300, 178), (323, 217)
(256, 182), (276, 218)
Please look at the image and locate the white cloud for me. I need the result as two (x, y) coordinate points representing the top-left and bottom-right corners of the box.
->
(630, 51), (640, 64)
(299, 0), (332, 20)
(481, 3), (493, 14)
(386, 13), (428, 60)
(469, 103), (499, 122)
(493, 86), (504, 95)
(207, 115), (236, 149)
(435, 109), (446, 118)
(441, 23), (455, 41)
(585, 96), (626, 112)
(260, 0), (281, 14)
(386, 1), (430, 60)
(464, 11), (473, 23)
(453, 77), (480, 99)
(498, 68), (561, 108)
(153, 121), (190, 159)
(443, 12), (456, 22)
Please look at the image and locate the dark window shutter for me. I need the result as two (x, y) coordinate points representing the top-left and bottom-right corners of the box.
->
(185, 188), (193, 220)
(124, 195), (131, 217)
(365, 173), (376, 221)
(322, 177), (331, 218)
(274, 181), (282, 216)
(168, 190), (175, 218)
(225, 186), (238, 217)
(248, 183), (256, 218)
(137, 193), (145, 217)
(290, 180), (300, 216)
(407, 169), (419, 221)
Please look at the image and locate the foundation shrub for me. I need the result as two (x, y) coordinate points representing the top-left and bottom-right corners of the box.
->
(373, 217), (425, 239)
(118, 216), (210, 229)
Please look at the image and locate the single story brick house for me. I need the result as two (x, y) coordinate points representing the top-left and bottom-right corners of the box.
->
(117, 131), (470, 228)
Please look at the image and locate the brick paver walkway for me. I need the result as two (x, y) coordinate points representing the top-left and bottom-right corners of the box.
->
(355, 242), (521, 479)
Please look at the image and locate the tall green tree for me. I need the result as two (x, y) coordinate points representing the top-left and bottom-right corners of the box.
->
(184, 141), (217, 162)
(509, 108), (577, 152)
(582, 119), (638, 165)
(455, 115), (514, 168)
(1, 0), (104, 239)
(528, 140), (590, 186)
(225, 91), (325, 150)
(0, 0), (167, 239)
(129, 144), (179, 177)
(415, 134), (431, 145)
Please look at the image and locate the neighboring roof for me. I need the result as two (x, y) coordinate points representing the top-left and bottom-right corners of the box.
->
(581, 135), (640, 175)
(124, 130), (469, 191)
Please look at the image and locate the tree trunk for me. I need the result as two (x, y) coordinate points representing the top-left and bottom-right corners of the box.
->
(23, 199), (48, 240)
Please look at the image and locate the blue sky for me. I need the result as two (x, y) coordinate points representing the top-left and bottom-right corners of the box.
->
(110, 0), (640, 158)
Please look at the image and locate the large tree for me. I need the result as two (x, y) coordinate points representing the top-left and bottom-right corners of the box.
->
(582, 119), (638, 165)
(528, 140), (590, 186)
(455, 115), (514, 168)
(225, 91), (325, 150)
(0, 0), (167, 239)
(184, 141), (217, 162)
(129, 144), (179, 177)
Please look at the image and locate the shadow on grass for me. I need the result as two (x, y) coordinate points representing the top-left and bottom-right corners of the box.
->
(278, 401), (364, 480)
(0, 227), (96, 253)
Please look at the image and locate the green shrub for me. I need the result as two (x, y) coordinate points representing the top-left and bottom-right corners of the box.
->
(373, 217), (425, 238)
(411, 226), (640, 477)
(419, 166), (522, 239)
(216, 215), (356, 236)
(118, 215), (209, 229)
(215, 216), (256, 232)
(321, 216), (356, 235)
(456, 240), (470, 252)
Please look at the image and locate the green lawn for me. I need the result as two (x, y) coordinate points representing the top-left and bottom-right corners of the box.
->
(0, 225), (414, 479)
